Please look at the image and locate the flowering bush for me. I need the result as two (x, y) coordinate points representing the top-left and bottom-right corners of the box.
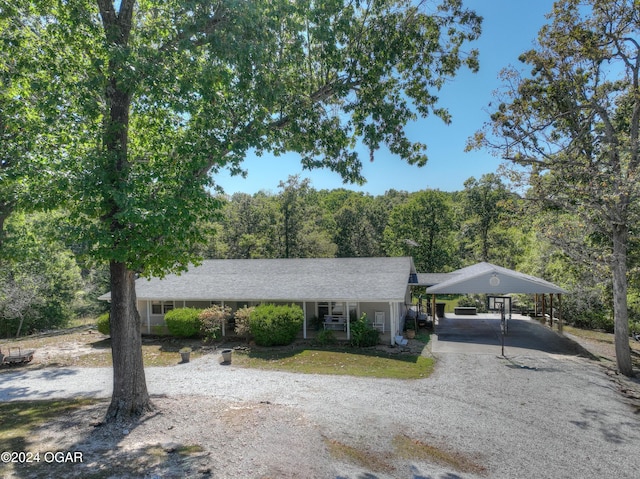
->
(234, 306), (255, 339)
(199, 305), (232, 342)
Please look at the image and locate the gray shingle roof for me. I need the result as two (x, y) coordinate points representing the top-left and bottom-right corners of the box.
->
(416, 273), (455, 286)
(100, 257), (416, 303)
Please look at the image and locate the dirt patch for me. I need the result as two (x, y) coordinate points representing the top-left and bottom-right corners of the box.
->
(564, 331), (640, 410)
(3, 395), (466, 479)
(1, 329), (111, 368)
(4, 395), (492, 479)
(0, 330), (213, 369)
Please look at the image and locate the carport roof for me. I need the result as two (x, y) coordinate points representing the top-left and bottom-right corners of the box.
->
(424, 262), (568, 295)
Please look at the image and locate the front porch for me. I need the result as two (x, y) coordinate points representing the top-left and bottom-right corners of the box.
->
(136, 298), (408, 345)
(300, 324), (394, 345)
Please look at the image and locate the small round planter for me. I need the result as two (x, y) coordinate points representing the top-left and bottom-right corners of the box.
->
(179, 349), (191, 363)
(221, 349), (233, 364)
(405, 329), (416, 339)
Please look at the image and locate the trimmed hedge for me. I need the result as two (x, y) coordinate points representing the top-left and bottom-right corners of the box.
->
(96, 313), (110, 335)
(249, 304), (303, 346)
(165, 308), (201, 338)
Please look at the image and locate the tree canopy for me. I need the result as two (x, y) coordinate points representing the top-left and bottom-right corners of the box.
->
(470, 0), (639, 375)
(4, 0), (482, 420)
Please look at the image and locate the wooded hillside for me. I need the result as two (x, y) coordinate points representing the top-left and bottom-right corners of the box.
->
(2, 172), (637, 337)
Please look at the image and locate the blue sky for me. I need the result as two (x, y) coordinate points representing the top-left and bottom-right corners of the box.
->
(214, 0), (556, 196)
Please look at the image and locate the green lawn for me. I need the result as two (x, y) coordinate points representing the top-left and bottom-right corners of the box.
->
(2, 322), (435, 378)
(231, 348), (435, 379)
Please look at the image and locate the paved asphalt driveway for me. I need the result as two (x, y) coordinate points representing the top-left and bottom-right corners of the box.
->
(431, 313), (586, 356)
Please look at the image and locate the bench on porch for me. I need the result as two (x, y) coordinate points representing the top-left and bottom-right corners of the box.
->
(323, 315), (347, 331)
(454, 307), (477, 315)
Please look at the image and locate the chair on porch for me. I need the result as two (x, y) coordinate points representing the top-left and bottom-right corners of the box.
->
(372, 311), (385, 333)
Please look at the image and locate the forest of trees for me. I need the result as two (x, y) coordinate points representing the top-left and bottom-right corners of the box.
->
(3, 172), (638, 339)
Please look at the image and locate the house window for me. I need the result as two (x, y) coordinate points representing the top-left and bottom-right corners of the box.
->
(318, 302), (329, 320)
(151, 301), (174, 315)
(348, 302), (358, 321)
(331, 302), (344, 317)
(319, 302), (349, 321)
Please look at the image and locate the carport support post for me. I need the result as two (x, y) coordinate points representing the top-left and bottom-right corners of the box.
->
(432, 294), (436, 323)
(557, 294), (563, 333)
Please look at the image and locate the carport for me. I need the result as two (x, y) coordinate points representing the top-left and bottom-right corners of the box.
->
(422, 262), (568, 331)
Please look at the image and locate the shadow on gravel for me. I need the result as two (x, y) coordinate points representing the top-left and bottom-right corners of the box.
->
(89, 338), (111, 350)
(2, 399), (204, 479)
(570, 407), (640, 444)
(36, 368), (79, 379)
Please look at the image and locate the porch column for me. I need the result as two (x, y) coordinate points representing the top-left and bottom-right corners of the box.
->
(221, 301), (226, 336)
(550, 294), (554, 330)
(346, 302), (351, 340)
(146, 301), (151, 335)
(303, 302), (307, 339)
(389, 301), (395, 345)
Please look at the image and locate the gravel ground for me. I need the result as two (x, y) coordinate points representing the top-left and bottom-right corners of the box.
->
(1, 326), (640, 478)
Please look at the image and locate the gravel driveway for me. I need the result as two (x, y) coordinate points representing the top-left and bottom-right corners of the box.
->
(1, 319), (640, 479)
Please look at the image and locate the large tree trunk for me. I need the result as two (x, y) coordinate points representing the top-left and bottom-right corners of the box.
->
(611, 224), (633, 376)
(106, 261), (153, 421)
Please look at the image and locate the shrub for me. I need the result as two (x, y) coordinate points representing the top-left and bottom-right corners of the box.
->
(96, 313), (110, 335)
(249, 304), (303, 346)
(564, 288), (613, 333)
(350, 313), (379, 347)
(562, 287), (611, 331)
(457, 295), (488, 313)
(165, 308), (201, 338)
(234, 306), (255, 339)
(315, 329), (337, 346)
(199, 305), (232, 342)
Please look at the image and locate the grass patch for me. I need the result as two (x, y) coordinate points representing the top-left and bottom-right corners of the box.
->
(176, 444), (205, 455)
(232, 348), (434, 379)
(324, 438), (394, 474)
(67, 316), (101, 328)
(563, 325), (615, 343)
(392, 434), (487, 475)
(564, 325), (640, 352)
(415, 331), (431, 343)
